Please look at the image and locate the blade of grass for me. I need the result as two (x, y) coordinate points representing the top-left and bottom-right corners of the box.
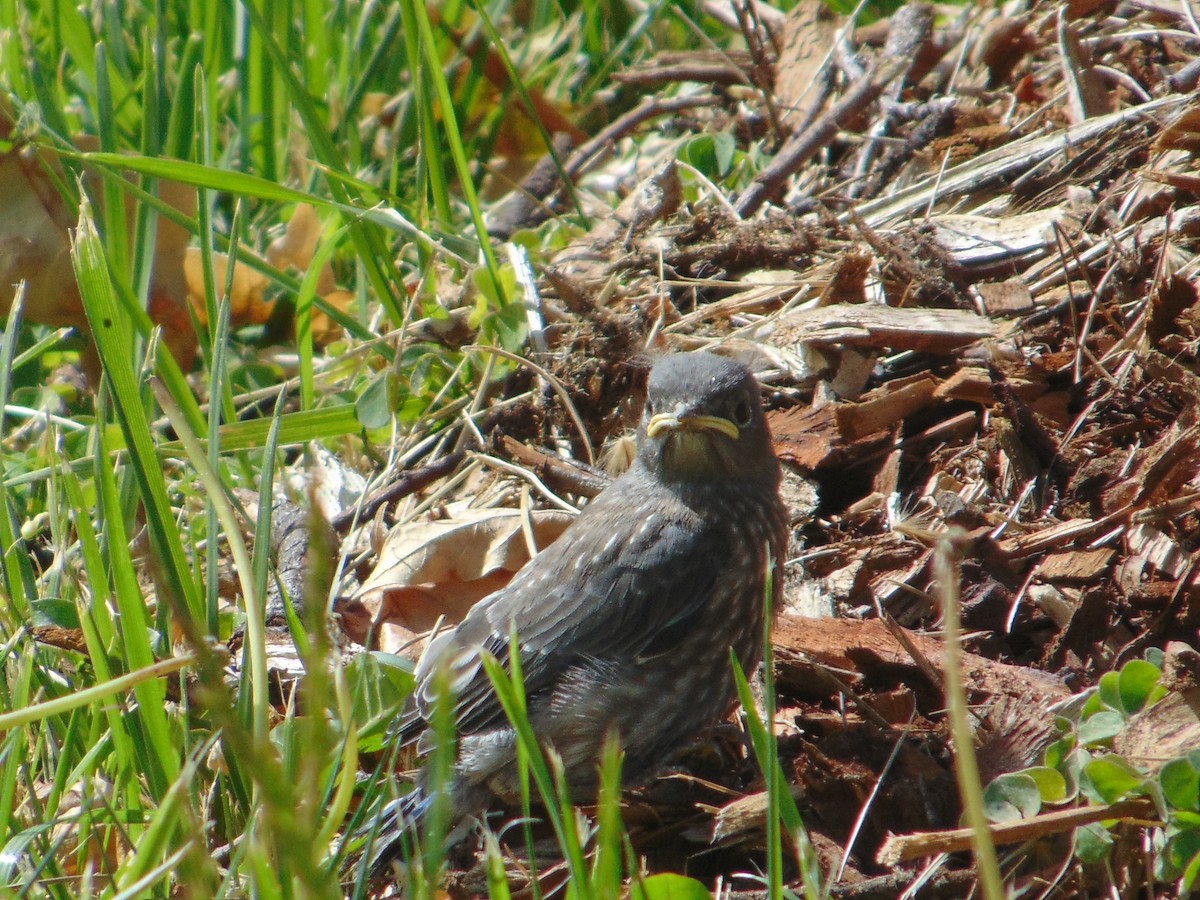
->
(238, 0), (407, 327)
(480, 635), (593, 900)
(408, 0), (506, 307)
(70, 193), (204, 628)
(0, 285), (37, 620)
(149, 377), (269, 742)
(0, 653), (196, 733)
(936, 531), (1005, 900)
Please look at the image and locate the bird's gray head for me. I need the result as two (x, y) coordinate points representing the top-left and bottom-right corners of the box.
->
(636, 352), (778, 486)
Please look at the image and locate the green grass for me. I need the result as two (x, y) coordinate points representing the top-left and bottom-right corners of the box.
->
(0, 1), (789, 897)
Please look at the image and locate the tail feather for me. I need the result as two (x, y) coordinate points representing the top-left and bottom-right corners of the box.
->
(365, 787), (434, 880)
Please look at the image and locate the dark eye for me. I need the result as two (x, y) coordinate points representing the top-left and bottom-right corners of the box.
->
(645, 398), (654, 417)
(733, 398), (752, 427)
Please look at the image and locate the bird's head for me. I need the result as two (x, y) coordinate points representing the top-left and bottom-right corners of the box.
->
(636, 352), (778, 486)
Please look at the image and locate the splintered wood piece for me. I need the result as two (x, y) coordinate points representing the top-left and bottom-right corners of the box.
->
(773, 617), (1070, 705)
(934, 366), (1045, 405)
(974, 277), (1036, 315)
(1037, 548), (1115, 582)
(996, 510), (1129, 559)
(769, 374), (941, 470)
(771, 304), (999, 354)
(773, 0), (840, 129)
(924, 206), (1074, 271)
(853, 95), (1187, 227)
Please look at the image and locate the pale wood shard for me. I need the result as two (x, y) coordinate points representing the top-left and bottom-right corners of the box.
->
(923, 206), (1076, 271)
(1037, 548), (1115, 582)
(769, 303), (1000, 354)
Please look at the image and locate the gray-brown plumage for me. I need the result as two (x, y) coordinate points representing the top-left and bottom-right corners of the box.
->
(367, 351), (787, 875)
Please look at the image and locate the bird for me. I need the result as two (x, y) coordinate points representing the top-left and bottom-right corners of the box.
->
(365, 351), (788, 876)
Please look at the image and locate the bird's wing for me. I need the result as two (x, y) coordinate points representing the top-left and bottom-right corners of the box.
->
(401, 481), (725, 741)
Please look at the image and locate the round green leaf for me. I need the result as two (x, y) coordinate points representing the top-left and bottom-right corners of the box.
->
(1097, 671), (1122, 713)
(679, 134), (736, 180)
(635, 873), (712, 900)
(355, 371), (394, 431)
(1073, 821), (1113, 863)
(1168, 827), (1200, 872)
(1078, 710), (1124, 746)
(1171, 810), (1200, 829)
(1161, 757), (1200, 811)
(1025, 766), (1068, 803)
(1082, 755), (1144, 804)
(1118, 659), (1163, 715)
(983, 773), (1042, 823)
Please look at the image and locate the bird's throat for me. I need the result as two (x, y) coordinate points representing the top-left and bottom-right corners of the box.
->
(659, 431), (727, 480)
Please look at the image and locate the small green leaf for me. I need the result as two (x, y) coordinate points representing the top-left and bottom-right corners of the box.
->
(1078, 710), (1124, 746)
(1161, 758), (1200, 811)
(1167, 827), (1200, 873)
(1183, 847), (1200, 892)
(30, 599), (81, 631)
(633, 873), (712, 900)
(983, 773), (1042, 823)
(1025, 766), (1068, 803)
(355, 372), (395, 431)
(1082, 755), (1144, 804)
(1080, 689), (1108, 719)
(1144, 647), (1165, 670)
(1044, 734), (1075, 770)
(1117, 659), (1164, 715)
(1097, 671), (1122, 713)
(1073, 821), (1113, 863)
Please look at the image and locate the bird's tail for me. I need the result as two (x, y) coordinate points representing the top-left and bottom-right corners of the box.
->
(364, 787), (434, 880)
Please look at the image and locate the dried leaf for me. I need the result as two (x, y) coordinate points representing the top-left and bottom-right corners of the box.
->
(354, 507), (575, 656)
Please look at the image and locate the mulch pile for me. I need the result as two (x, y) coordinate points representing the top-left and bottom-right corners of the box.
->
(351, 1), (1200, 896)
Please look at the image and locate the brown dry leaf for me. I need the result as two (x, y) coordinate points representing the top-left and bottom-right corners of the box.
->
(972, 15), (1036, 88)
(353, 507), (575, 657)
(37, 775), (128, 876)
(0, 134), (198, 373)
(0, 147), (82, 327)
(183, 249), (272, 326)
(1153, 104), (1200, 153)
(312, 288), (354, 346)
(266, 203), (335, 294)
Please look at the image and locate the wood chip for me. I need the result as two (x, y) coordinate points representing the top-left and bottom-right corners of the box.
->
(770, 303), (1000, 354)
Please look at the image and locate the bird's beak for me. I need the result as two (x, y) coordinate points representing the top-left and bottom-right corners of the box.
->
(646, 411), (739, 441)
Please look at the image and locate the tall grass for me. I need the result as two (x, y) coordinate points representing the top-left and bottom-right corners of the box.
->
(0, 1), (793, 896)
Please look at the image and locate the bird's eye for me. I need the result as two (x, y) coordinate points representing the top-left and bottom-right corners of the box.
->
(733, 399), (752, 427)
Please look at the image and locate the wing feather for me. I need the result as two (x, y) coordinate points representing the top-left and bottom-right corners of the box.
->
(400, 477), (722, 742)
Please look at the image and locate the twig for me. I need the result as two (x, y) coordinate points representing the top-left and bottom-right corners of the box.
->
(876, 797), (1157, 865)
(330, 451), (465, 533)
(735, 59), (906, 216)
